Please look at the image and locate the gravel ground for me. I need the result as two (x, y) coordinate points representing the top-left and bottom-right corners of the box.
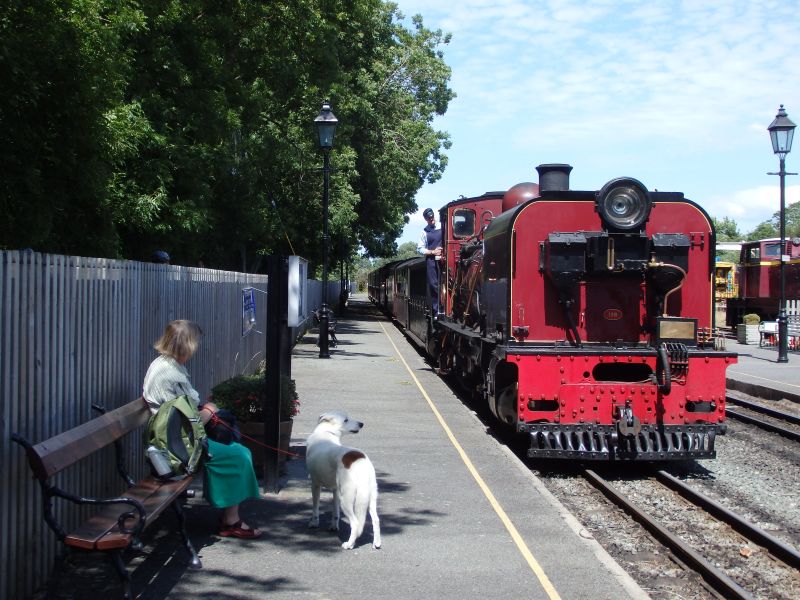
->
(534, 416), (800, 600)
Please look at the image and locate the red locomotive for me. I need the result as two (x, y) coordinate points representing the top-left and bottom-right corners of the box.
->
(725, 238), (800, 325)
(370, 164), (737, 460)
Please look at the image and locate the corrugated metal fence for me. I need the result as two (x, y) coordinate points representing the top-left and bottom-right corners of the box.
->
(0, 250), (337, 599)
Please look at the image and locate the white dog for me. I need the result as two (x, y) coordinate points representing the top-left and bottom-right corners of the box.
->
(306, 410), (381, 549)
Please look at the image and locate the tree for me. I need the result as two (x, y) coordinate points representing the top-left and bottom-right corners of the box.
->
(0, 0), (145, 255)
(747, 221), (777, 241)
(744, 201), (800, 242)
(712, 217), (741, 241)
(0, 1), (455, 271)
(395, 241), (421, 260)
(346, 11), (455, 258)
(352, 240), (422, 290)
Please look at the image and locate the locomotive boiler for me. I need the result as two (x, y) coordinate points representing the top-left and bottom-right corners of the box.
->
(371, 164), (737, 460)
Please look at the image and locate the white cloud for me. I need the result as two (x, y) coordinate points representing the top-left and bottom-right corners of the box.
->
(394, 0), (800, 245)
(704, 184), (800, 235)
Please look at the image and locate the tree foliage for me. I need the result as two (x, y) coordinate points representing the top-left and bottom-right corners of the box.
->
(0, 1), (453, 271)
(745, 202), (800, 241)
(712, 216), (741, 241)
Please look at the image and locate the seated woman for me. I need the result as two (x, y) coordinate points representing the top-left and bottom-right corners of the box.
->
(143, 319), (262, 539)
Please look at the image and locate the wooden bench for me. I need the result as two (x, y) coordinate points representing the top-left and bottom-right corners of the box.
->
(759, 316), (800, 348)
(12, 398), (201, 600)
(313, 308), (338, 347)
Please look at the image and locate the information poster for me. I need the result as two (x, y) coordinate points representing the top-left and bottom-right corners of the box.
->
(288, 256), (308, 327)
(242, 287), (256, 337)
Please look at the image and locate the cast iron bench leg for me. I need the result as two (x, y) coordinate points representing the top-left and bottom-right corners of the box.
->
(171, 501), (202, 569)
(108, 549), (132, 600)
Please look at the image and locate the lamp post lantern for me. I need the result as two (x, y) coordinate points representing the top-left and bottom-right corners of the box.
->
(314, 101), (338, 358)
(767, 104), (796, 363)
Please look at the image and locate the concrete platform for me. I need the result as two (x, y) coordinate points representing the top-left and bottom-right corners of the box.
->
(39, 296), (799, 599)
(724, 336), (800, 403)
(148, 296), (647, 600)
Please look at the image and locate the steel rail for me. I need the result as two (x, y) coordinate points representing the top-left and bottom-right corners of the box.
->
(725, 408), (800, 443)
(656, 470), (800, 569)
(583, 469), (754, 600)
(726, 395), (800, 427)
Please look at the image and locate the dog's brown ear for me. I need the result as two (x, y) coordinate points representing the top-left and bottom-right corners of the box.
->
(317, 412), (334, 423)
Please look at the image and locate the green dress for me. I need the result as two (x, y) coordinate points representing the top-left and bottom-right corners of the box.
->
(143, 354), (260, 508)
(204, 439), (260, 508)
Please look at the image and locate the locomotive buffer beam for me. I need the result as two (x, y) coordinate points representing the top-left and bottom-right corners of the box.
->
(524, 423), (723, 460)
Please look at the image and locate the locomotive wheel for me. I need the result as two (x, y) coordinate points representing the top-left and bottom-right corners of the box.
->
(493, 383), (518, 426)
(426, 330), (440, 360)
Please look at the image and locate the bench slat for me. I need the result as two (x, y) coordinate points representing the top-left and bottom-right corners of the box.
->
(29, 399), (150, 480)
(64, 476), (194, 550)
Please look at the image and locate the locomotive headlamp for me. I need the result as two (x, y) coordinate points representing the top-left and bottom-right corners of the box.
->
(596, 177), (652, 231)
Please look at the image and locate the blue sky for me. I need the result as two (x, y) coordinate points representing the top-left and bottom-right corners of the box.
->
(394, 0), (800, 246)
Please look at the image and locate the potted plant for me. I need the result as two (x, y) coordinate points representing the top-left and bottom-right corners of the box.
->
(210, 373), (299, 467)
(737, 313), (761, 345)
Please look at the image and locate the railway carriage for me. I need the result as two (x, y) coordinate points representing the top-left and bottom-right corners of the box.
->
(725, 238), (800, 325)
(374, 163), (737, 461)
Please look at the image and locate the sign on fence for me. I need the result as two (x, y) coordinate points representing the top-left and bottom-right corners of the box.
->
(242, 287), (257, 336)
(288, 256), (308, 327)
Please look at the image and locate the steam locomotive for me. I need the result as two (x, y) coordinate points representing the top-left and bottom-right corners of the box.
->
(369, 164), (737, 461)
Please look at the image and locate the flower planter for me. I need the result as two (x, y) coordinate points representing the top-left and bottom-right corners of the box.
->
(239, 420), (293, 470)
(736, 324), (760, 345)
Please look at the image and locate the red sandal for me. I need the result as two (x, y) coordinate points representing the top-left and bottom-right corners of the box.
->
(218, 519), (263, 539)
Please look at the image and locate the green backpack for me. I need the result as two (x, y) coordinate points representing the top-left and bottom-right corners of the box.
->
(146, 395), (207, 479)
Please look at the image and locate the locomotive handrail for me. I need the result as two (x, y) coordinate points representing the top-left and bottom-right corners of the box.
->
(649, 260), (687, 317)
(461, 209), (495, 245)
(657, 343), (672, 394)
(558, 296), (582, 348)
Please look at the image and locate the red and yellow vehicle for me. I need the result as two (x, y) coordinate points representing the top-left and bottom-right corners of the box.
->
(725, 238), (800, 325)
(370, 164), (737, 460)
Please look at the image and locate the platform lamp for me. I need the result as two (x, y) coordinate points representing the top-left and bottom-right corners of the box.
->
(768, 105), (797, 363)
(314, 100), (338, 358)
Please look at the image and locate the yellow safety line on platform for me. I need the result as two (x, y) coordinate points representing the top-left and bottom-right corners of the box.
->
(377, 319), (562, 600)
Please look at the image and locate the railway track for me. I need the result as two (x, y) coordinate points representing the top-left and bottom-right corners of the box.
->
(582, 469), (800, 600)
(726, 395), (800, 442)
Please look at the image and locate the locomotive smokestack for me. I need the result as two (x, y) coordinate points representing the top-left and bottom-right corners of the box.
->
(536, 164), (573, 192)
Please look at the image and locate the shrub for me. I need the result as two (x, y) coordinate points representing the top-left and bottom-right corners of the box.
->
(742, 313), (761, 325)
(211, 374), (299, 422)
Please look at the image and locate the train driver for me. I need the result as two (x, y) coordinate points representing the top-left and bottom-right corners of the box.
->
(417, 207), (442, 315)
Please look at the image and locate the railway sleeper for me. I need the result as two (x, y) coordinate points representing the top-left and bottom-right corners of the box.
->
(525, 424), (725, 460)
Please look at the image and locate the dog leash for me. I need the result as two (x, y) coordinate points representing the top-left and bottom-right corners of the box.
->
(207, 412), (302, 458)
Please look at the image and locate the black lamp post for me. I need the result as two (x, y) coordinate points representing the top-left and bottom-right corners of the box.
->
(768, 104), (797, 363)
(314, 101), (338, 358)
